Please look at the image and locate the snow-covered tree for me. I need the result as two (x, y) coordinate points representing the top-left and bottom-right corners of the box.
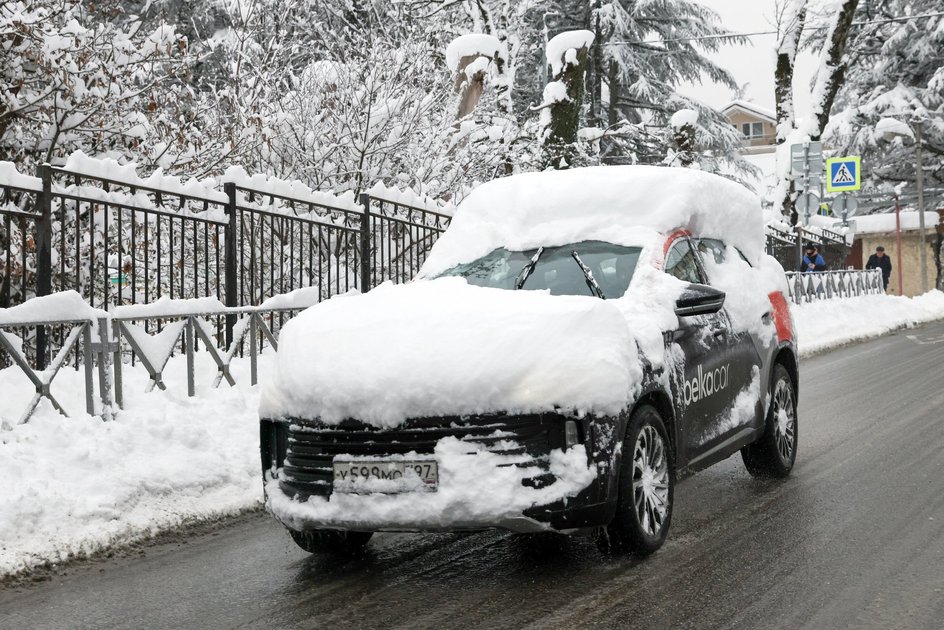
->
(0, 1), (189, 169)
(823, 1), (943, 195)
(773, 0), (861, 223)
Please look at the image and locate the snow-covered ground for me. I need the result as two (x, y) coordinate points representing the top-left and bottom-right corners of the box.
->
(793, 290), (944, 356)
(2, 290), (944, 578)
(0, 353), (271, 579)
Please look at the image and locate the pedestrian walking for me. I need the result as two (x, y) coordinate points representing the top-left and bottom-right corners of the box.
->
(866, 245), (892, 291)
(801, 244), (826, 273)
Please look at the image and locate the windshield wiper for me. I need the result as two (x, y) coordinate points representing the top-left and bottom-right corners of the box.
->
(571, 251), (606, 299)
(515, 247), (544, 289)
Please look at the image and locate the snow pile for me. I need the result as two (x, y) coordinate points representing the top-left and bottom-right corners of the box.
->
(260, 278), (640, 427)
(670, 109), (699, 129)
(546, 30), (594, 76)
(792, 290), (944, 356)
(418, 166), (764, 278)
(0, 161), (42, 191)
(0, 290), (106, 325)
(268, 439), (596, 533)
(445, 34), (504, 73)
(0, 352), (266, 578)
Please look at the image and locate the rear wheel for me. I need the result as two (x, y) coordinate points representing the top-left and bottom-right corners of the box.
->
(289, 529), (373, 555)
(598, 405), (674, 556)
(741, 363), (797, 478)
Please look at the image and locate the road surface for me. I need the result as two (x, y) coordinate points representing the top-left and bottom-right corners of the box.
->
(2, 321), (943, 629)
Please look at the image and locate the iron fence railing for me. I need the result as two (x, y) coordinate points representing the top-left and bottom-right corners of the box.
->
(0, 292), (316, 425)
(766, 223), (849, 273)
(0, 164), (452, 366)
(784, 269), (885, 304)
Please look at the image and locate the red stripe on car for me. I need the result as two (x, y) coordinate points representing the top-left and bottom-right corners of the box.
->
(768, 291), (794, 343)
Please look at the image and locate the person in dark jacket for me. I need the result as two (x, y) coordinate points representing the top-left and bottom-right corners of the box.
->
(866, 245), (892, 291)
(800, 244), (826, 273)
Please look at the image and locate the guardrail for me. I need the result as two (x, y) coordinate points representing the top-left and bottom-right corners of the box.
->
(0, 290), (317, 426)
(785, 269), (885, 304)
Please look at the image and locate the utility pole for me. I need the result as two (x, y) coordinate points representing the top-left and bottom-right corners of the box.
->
(914, 119), (928, 293)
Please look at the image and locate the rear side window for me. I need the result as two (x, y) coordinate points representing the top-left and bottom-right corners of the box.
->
(696, 238), (727, 265)
(664, 239), (703, 284)
(695, 238), (753, 268)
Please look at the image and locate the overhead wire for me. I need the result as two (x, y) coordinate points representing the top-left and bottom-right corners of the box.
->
(604, 11), (944, 46)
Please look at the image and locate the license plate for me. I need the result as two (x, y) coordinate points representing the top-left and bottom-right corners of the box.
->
(333, 459), (438, 493)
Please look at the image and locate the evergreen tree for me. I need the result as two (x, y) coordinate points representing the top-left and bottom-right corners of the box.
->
(823, 1), (944, 195)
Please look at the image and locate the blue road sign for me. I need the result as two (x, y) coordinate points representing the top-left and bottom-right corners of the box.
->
(826, 156), (861, 193)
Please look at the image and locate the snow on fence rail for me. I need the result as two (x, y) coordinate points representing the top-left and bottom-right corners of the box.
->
(785, 269), (885, 304)
(0, 157), (452, 367)
(0, 290), (322, 426)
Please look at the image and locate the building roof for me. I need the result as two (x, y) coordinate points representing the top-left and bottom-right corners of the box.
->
(721, 100), (776, 123)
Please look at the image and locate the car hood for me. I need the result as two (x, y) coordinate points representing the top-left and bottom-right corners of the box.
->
(260, 278), (642, 428)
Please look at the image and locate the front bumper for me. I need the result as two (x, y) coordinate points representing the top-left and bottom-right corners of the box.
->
(260, 414), (619, 533)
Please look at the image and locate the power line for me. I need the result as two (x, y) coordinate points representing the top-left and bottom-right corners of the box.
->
(604, 11), (944, 46)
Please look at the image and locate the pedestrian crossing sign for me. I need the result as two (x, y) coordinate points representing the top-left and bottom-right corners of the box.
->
(825, 156), (861, 193)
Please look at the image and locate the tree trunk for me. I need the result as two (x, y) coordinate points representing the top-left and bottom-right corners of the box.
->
(454, 56), (489, 120)
(543, 45), (590, 170)
(809, 0), (859, 140)
(774, 1), (807, 224)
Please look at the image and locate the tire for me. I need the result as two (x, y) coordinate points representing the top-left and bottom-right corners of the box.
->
(289, 528), (373, 555)
(598, 405), (674, 556)
(741, 363), (797, 478)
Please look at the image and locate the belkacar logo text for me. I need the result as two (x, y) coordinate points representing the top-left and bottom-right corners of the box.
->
(683, 363), (729, 405)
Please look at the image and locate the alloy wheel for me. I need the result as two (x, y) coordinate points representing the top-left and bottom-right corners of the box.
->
(772, 379), (796, 462)
(632, 425), (670, 537)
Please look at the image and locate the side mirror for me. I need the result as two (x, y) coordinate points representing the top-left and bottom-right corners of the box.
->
(675, 283), (725, 317)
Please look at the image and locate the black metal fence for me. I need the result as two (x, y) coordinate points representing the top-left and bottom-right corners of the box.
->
(766, 223), (849, 272)
(1, 163), (452, 366)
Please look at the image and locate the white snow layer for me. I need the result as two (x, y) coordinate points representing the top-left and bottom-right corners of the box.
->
(0, 161), (42, 191)
(873, 117), (914, 141)
(0, 290), (107, 325)
(850, 211), (940, 234)
(418, 165), (765, 278)
(268, 439), (596, 533)
(445, 33), (504, 73)
(670, 109), (699, 129)
(4, 291), (944, 576)
(260, 278), (641, 427)
(546, 30), (594, 76)
(64, 151), (227, 203)
(793, 290), (944, 356)
(0, 353), (265, 578)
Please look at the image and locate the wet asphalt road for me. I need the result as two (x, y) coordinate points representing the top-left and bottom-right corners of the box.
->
(2, 321), (944, 630)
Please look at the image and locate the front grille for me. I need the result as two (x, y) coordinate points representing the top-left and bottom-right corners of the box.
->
(275, 415), (566, 499)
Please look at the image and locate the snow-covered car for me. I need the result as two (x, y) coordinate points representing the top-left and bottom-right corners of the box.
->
(259, 165), (798, 557)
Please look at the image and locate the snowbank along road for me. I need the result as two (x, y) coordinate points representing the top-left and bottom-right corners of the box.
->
(2, 319), (942, 629)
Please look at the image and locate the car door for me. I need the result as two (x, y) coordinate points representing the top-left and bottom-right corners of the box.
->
(686, 238), (764, 458)
(662, 237), (737, 465)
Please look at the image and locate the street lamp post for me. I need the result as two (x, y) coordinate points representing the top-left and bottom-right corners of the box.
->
(875, 115), (931, 293)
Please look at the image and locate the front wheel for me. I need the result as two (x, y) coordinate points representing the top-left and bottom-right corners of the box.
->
(598, 405), (674, 556)
(741, 363), (797, 478)
(289, 529), (373, 555)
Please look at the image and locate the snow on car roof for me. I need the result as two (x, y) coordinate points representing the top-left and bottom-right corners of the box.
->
(420, 165), (763, 277)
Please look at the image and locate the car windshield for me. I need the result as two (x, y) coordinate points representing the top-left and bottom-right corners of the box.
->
(438, 241), (642, 298)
